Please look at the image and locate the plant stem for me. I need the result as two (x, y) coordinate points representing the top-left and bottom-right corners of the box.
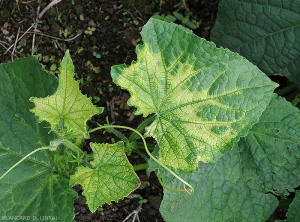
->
(62, 139), (85, 156)
(0, 146), (51, 180)
(128, 115), (155, 142)
(89, 125), (194, 195)
(275, 83), (298, 96)
(133, 163), (149, 171)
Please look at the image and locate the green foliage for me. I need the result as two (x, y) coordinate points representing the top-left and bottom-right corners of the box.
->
(30, 50), (100, 138)
(152, 13), (177, 23)
(172, 11), (198, 29)
(152, 11), (198, 29)
(156, 95), (300, 221)
(211, 0), (300, 85)
(151, 0), (200, 29)
(0, 16), (299, 222)
(210, 2), (300, 218)
(0, 52), (136, 220)
(70, 142), (139, 212)
(84, 27), (95, 35)
(0, 56), (77, 221)
(111, 18), (276, 172)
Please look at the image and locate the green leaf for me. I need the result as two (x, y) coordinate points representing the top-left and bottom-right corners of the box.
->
(173, 11), (184, 21)
(158, 94), (300, 221)
(186, 20), (197, 29)
(211, 0), (300, 84)
(69, 142), (140, 212)
(111, 18), (277, 172)
(30, 50), (100, 138)
(159, 148), (278, 222)
(238, 95), (300, 196)
(0, 57), (77, 221)
(165, 15), (176, 23)
(276, 191), (300, 222)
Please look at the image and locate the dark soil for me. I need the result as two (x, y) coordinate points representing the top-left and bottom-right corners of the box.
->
(0, 1), (219, 221)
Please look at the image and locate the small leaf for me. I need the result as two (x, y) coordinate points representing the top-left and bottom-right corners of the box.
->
(69, 142), (140, 212)
(211, 0), (300, 84)
(186, 20), (197, 29)
(111, 18), (277, 172)
(165, 15), (177, 23)
(173, 12), (184, 21)
(30, 50), (100, 138)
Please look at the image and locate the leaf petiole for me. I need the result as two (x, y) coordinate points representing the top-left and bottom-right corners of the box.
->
(62, 139), (85, 156)
(133, 162), (149, 171)
(128, 115), (155, 142)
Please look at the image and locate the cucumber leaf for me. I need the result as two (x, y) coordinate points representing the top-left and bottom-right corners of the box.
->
(0, 57), (77, 221)
(69, 142), (140, 212)
(159, 147), (278, 222)
(111, 18), (277, 172)
(238, 95), (300, 197)
(158, 95), (300, 221)
(211, 0), (300, 84)
(30, 50), (100, 138)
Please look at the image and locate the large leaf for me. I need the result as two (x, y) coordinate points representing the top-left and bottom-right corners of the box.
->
(69, 142), (140, 212)
(111, 18), (277, 172)
(211, 0), (300, 84)
(158, 94), (300, 221)
(0, 57), (77, 221)
(30, 50), (100, 138)
(238, 95), (300, 196)
(159, 149), (277, 222)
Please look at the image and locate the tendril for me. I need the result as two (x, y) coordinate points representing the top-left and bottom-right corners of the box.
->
(0, 146), (55, 180)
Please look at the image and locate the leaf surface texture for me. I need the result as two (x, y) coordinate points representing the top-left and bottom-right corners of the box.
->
(30, 50), (100, 138)
(158, 95), (300, 221)
(69, 142), (140, 212)
(111, 18), (277, 172)
(0, 57), (77, 221)
(211, 0), (300, 84)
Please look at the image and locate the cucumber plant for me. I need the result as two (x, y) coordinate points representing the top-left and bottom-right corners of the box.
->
(0, 17), (299, 221)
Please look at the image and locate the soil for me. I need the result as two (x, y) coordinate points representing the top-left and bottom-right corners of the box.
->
(0, 1), (220, 221)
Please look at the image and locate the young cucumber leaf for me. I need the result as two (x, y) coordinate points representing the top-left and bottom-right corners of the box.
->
(0, 57), (77, 221)
(69, 142), (140, 212)
(158, 95), (300, 221)
(211, 0), (300, 84)
(111, 18), (277, 172)
(30, 50), (101, 138)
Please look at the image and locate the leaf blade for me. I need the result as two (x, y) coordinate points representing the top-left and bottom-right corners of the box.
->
(211, 0), (300, 84)
(0, 56), (77, 221)
(157, 94), (300, 221)
(112, 18), (277, 172)
(30, 50), (100, 138)
(69, 142), (140, 212)
(237, 94), (300, 196)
